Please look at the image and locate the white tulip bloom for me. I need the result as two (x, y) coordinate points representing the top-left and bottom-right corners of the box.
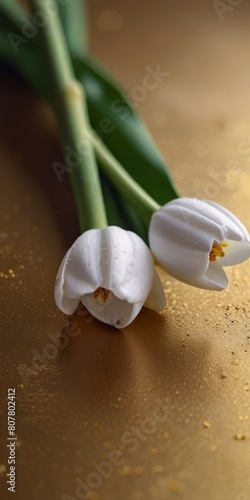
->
(149, 198), (250, 290)
(55, 226), (166, 328)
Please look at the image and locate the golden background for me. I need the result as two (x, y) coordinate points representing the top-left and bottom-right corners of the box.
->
(1, 1), (250, 499)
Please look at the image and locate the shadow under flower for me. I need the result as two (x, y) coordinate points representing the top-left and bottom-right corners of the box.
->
(58, 303), (213, 424)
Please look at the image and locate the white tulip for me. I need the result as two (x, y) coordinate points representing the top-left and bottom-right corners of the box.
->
(149, 198), (250, 290)
(55, 226), (166, 328)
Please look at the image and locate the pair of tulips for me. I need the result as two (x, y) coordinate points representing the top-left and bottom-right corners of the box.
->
(2, 0), (247, 328)
(55, 197), (250, 329)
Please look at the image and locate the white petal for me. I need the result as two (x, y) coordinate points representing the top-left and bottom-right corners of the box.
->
(220, 239), (250, 266)
(149, 215), (210, 280)
(55, 288), (80, 315)
(167, 198), (228, 237)
(81, 292), (143, 329)
(165, 198), (227, 240)
(150, 204), (226, 252)
(183, 262), (228, 290)
(205, 200), (250, 241)
(169, 197), (249, 242)
(108, 228), (154, 303)
(58, 229), (103, 299)
(54, 247), (81, 314)
(97, 226), (134, 292)
(144, 270), (166, 311)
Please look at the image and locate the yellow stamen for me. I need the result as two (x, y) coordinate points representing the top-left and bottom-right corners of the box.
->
(93, 287), (111, 303)
(209, 241), (225, 262)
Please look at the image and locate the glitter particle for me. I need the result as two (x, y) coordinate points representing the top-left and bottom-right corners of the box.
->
(119, 465), (132, 476)
(167, 480), (181, 492)
(150, 448), (158, 455)
(154, 465), (164, 473)
(133, 466), (145, 475)
(203, 420), (212, 429)
(234, 434), (246, 440)
(210, 445), (218, 452)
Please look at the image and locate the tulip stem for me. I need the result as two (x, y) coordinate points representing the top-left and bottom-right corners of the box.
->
(56, 0), (88, 58)
(29, 0), (107, 232)
(88, 131), (160, 225)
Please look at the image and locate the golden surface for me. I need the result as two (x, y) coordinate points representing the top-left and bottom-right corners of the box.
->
(1, 1), (250, 499)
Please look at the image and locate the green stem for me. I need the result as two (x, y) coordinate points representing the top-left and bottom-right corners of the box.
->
(88, 130), (160, 225)
(30, 0), (107, 232)
(56, 0), (88, 58)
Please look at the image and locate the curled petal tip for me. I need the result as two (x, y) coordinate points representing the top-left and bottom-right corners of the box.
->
(144, 270), (166, 311)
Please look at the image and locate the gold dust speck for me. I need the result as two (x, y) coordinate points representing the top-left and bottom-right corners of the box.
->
(150, 448), (158, 455)
(167, 480), (182, 492)
(154, 464), (164, 473)
(203, 420), (212, 428)
(119, 465), (132, 476)
(133, 466), (145, 475)
(119, 465), (145, 476)
(0, 464), (6, 473)
(210, 445), (218, 452)
(234, 434), (246, 440)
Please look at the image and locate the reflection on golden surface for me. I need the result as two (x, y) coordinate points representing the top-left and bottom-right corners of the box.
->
(1, 1), (250, 499)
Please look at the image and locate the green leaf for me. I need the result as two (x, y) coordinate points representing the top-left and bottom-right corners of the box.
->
(73, 55), (178, 206)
